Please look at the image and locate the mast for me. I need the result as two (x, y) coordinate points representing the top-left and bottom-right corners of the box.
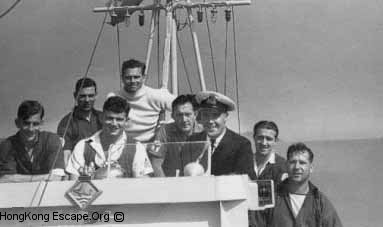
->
(93, 0), (251, 94)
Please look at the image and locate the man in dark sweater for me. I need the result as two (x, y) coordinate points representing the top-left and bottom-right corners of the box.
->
(0, 100), (65, 182)
(254, 143), (343, 227)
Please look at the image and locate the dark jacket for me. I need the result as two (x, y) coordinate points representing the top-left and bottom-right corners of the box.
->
(249, 153), (287, 186)
(253, 180), (343, 227)
(180, 128), (254, 177)
(0, 131), (64, 175)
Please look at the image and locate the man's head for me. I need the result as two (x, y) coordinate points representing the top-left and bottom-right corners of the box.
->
(121, 59), (146, 94)
(73, 77), (97, 112)
(171, 94), (198, 135)
(15, 100), (45, 141)
(102, 96), (130, 137)
(286, 142), (314, 185)
(253, 121), (279, 157)
(195, 91), (235, 139)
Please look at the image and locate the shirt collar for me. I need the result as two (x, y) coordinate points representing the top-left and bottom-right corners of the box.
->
(207, 128), (226, 147)
(73, 107), (97, 121)
(88, 130), (127, 153)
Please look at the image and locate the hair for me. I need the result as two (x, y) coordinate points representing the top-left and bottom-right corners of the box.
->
(121, 59), (146, 76)
(74, 77), (97, 94)
(17, 100), (45, 120)
(172, 94), (198, 112)
(287, 142), (314, 163)
(253, 120), (279, 139)
(103, 96), (130, 116)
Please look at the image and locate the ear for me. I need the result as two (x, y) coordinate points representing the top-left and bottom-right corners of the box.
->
(309, 164), (314, 174)
(15, 118), (21, 129)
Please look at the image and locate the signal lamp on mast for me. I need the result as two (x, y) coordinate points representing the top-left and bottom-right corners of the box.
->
(138, 11), (145, 26)
(197, 7), (203, 23)
(210, 7), (218, 24)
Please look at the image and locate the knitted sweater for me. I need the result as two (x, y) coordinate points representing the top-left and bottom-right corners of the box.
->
(108, 85), (175, 142)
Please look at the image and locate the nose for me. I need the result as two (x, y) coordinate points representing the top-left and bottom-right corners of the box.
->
(85, 96), (90, 102)
(261, 137), (267, 145)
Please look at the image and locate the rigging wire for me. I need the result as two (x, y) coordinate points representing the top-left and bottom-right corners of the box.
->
(224, 17), (229, 95)
(231, 6), (241, 134)
(157, 10), (161, 87)
(176, 32), (193, 93)
(204, 7), (218, 92)
(34, 13), (108, 207)
(0, 0), (21, 19)
(116, 24), (122, 88)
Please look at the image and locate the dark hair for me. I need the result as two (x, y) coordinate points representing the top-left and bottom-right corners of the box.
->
(17, 100), (45, 120)
(74, 77), (97, 94)
(172, 94), (197, 112)
(253, 120), (279, 139)
(287, 142), (314, 163)
(121, 59), (146, 76)
(103, 96), (130, 116)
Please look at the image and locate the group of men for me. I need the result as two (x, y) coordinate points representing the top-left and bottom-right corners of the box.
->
(0, 58), (342, 226)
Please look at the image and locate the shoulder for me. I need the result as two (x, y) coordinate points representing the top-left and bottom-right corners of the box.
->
(146, 87), (175, 101)
(0, 136), (14, 153)
(225, 129), (251, 145)
(275, 153), (286, 163)
(188, 131), (207, 141)
(40, 131), (61, 142)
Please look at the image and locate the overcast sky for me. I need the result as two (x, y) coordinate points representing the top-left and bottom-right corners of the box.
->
(1, 0), (382, 141)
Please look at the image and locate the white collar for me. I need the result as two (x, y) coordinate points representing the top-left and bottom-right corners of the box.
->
(207, 128), (227, 148)
(254, 152), (276, 177)
(88, 130), (127, 161)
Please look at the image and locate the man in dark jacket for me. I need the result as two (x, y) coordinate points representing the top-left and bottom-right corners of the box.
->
(0, 100), (65, 182)
(254, 142), (343, 227)
(250, 120), (287, 185)
(180, 91), (253, 177)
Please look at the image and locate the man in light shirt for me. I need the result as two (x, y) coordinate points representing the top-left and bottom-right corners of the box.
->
(66, 96), (153, 179)
(108, 59), (175, 142)
(254, 143), (343, 227)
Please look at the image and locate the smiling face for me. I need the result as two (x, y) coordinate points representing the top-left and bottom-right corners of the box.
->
(121, 67), (146, 94)
(15, 113), (43, 142)
(198, 108), (227, 139)
(254, 128), (277, 158)
(287, 151), (313, 185)
(102, 111), (128, 137)
(172, 102), (196, 135)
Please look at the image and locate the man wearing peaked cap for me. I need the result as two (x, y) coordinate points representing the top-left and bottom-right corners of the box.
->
(180, 91), (254, 177)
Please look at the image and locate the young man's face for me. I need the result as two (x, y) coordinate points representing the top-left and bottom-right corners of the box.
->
(122, 67), (146, 94)
(172, 102), (196, 135)
(15, 113), (43, 142)
(254, 128), (277, 157)
(102, 111), (128, 137)
(199, 109), (227, 139)
(287, 152), (313, 184)
(75, 86), (97, 112)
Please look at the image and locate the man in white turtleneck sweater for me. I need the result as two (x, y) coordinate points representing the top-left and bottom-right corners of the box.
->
(108, 59), (175, 142)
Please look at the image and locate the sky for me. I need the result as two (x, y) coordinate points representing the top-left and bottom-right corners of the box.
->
(1, 0), (383, 141)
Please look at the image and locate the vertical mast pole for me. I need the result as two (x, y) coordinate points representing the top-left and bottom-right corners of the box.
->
(144, 1), (159, 76)
(171, 14), (178, 95)
(161, 6), (172, 89)
(186, 0), (206, 91)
